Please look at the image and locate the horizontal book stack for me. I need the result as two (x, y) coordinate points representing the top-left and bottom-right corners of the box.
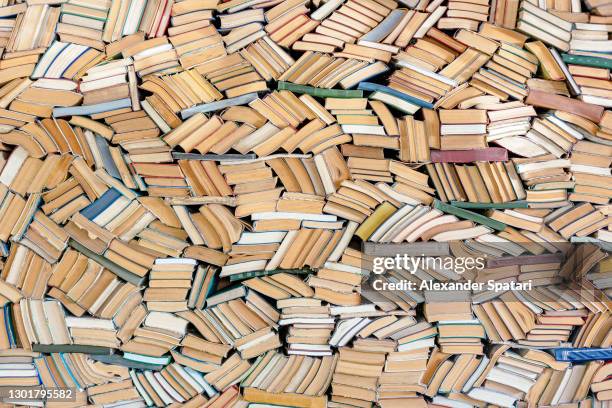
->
(59, 0), (110, 50)
(437, 319), (485, 354)
(278, 297), (334, 356)
(442, 0), (490, 30)
(145, 258), (196, 311)
(439, 108), (488, 149)
(569, 140), (612, 205)
(331, 346), (385, 406)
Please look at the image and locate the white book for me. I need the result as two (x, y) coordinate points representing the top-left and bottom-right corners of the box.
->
(79, 74), (126, 92)
(236, 231), (287, 245)
(341, 124), (386, 135)
(431, 396), (473, 408)
(516, 158), (571, 173)
(570, 164), (611, 176)
(32, 78), (77, 90)
(370, 91), (420, 115)
(251, 212), (337, 222)
(467, 387), (517, 408)
(220, 260), (268, 277)
(154, 258), (197, 265)
(579, 94), (612, 107)
(441, 124), (487, 135)
(397, 337), (436, 351)
(133, 43), (173, 60)
(144, 311), (188, 336)
(65, 316), (115, 330)
(311, 0), (344, 20)
(0, 147), (28, 186)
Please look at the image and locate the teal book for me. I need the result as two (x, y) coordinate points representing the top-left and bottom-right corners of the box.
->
(433, 200), (506, 231)
(357, 82), (435, 109)
(277, 82), (364, 98)
(561, 53), (612, 70)
(229, 268), (313, 282)
(32, 344), (112, 355)
(450, 201), (529, 209)
(90, 354), (165, 371)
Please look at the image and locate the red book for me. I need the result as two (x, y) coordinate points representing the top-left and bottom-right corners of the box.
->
(430, 148), (508, 163)
(526, 90), (604, 123)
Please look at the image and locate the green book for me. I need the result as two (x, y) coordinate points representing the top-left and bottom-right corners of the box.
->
(90, 354), (166, 371)
(561, 54), (612, 70)
(33, 344), (112, 355)
(68, 239), (145, 286)
(277, 82), (364, 98)
(229, 268), (313, 282)
(450, 201), (529, 209)
(433, 200), (506, 231)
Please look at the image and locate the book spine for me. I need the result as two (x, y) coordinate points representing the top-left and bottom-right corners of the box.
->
(561, 53), (612, 70)
(229, 268), (313, 282)
(277, 81), (364, 98)
(433, 199), (507, 231)
(32, 344), (113, 354)
(172, 152), (257, 161)
(357, 82), (435, 109)
(553, 347), (612, 362)
(449, 201), (529, 209)
(430, 148), (508, 163)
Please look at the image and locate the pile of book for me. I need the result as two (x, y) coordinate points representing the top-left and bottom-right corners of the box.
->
(1, 0), (612, 405)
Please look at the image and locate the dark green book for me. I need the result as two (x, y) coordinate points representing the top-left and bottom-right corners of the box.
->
(229, 268), (313, 282)
(90, 354), (165, 371)
(172, 152), (256, 161)
(433, 200), (506, 231)
(68, 239), (145, 286)
(450, 201), (529, 209)
(33, 344), (112, 355)
(561, 54), (612, 70)
(277, 82), (364, 98)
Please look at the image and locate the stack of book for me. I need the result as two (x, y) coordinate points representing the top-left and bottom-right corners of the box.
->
(570, 140), (612, 205)
(278, 297), (335, 356)
(443, 0), (490, 30)
(439, 108), (488, 149)
(437, 319), (485, 354)
(145, 258), (196, 311)
(331, 346), (385, 406)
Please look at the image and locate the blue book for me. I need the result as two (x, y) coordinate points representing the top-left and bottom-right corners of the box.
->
(80, 188), (121, 221)
(95, 136), (121, 180)
(357, 82), (435, 109)
(4, 305), (15, 348)
(554, 347), (612, 362)
(53, 98), (132, 117)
